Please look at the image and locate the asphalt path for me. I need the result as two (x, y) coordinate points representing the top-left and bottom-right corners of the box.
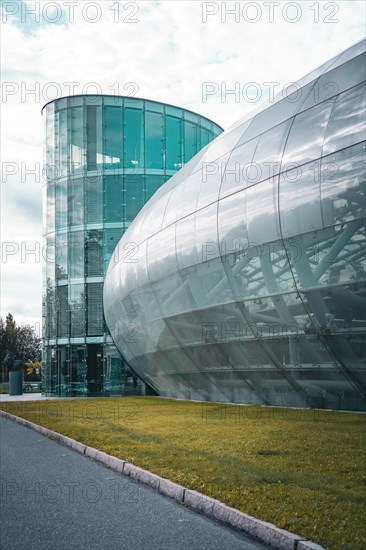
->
(0, 419), (270, 550)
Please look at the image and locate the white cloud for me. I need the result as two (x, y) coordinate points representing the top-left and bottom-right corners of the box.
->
(1, 0), (365, 328)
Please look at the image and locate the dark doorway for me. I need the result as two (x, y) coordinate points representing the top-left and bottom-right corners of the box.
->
(87, 344), (103, 394)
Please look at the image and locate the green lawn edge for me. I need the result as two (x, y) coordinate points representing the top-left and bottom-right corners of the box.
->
(1, 396), (365, 549)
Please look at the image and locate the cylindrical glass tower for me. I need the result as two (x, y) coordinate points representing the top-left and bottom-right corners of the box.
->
(42, 95), (223, 396)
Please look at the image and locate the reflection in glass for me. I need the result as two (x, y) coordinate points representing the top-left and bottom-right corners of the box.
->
(43, 95), (224, 398)
(70, 107), (85, 174)
(282, 102), (333, 166)
(145, 111), (164, 169)
(166, 116), (182, 170)
(124, 108), (143, 168)
(86, 230), (103, 277)
(104, 43), (366, 411)
(279, 162), (322, 238)
(104, 106), (123, 166)
(245, 178), (280, 244)
(323, 83), (366, 155)
(69, 231), (84, 278)
(70, 284), (85, 337)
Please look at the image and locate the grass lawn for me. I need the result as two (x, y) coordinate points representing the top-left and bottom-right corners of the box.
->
(1, 396), (365, 549)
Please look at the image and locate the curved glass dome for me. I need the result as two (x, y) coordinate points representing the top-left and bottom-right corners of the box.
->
(104, 40), (366, 411)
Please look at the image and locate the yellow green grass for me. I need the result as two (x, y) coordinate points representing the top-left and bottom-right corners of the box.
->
(1, 397), (365, 549)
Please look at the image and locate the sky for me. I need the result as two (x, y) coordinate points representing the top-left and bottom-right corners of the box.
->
(0, 0), (365, 335)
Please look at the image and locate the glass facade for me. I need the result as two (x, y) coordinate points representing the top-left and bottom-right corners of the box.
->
(42, 95), (222, 396)
(104, 39), (366, 411)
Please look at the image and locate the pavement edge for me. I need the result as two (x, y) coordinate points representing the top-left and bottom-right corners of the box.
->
(0, 409), (326, 550)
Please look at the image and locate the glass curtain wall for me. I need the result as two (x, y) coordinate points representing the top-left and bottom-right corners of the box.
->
(104, 41), (366, 411)
(42, 95), (222, 396)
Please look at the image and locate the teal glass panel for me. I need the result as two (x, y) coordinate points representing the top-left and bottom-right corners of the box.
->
(125, 175), (144, 221)
(87, 283), (104, 335)
(145, 101), (164, 113)
(70, 107), (85, 175)
(46, 234), (56, 285)
(184, 121), (198, 162)
(165, 105), (182, 118)
(86, 105), (97, 170)
(45, 282), (56, 339)
(124, 108), (143, 168)
(56, 234), (68, 280)
(145, 111), (164, 169)
(54, 111), (60, 177)
(146, 175), (166, 202)
(104, 228), (124, 274)
(56, 98), (68, 110)
(55, 179), (67, 230)
(166, 116), (182, 170)
(68, 178), (84, 226)
(200, 126), (210, 148)
(46, 182), (55, 234)
(185, 112), (199, 124)
(57, 286), (69, 337)
(86, 229), (103, 277)
(104, 174), (123, 222)
(124, 98), (144, 109)
(69, 231), (84, 278)
(70, 346), (87, 387)
(58, 347), (70, 387)
(104, 106), (123, 167)
(85, 175), (103, 224)
(96, 106), (103, 165)
(84, 95), (100, 106)
(45, 104), (55, 181)
(70, 283), (85, 336)
(59, 109), (68, 178)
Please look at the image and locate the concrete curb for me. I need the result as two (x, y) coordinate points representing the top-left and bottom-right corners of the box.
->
(297, 543), (326, 550)
(0, 409), (326, 550)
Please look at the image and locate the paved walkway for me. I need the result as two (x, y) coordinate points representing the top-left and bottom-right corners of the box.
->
(0, 419), (270, 550)
(0, 393), (74, 402)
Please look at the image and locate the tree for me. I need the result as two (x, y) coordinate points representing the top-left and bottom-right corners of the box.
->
(0, 314), (41, 382)
(0, 314), (17, 356)
(16, 323), (41, 363)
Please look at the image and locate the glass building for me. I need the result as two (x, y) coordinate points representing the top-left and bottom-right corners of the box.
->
(104, 40), (366, 411)
(42, 95), (223, 396)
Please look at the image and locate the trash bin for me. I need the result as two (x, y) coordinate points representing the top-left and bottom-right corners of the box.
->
(9, 371), (23, 396)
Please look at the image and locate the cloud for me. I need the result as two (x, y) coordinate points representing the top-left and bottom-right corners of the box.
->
(1, 0), (365, 328)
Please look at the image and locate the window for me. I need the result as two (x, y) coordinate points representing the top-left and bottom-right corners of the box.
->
(166, 116), (182, 170)
(145, 111), (164, 169)
(124, 108), (143, 168)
